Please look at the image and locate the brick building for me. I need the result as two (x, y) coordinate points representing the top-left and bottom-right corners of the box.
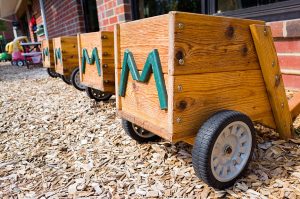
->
(3, 0), (300, 89)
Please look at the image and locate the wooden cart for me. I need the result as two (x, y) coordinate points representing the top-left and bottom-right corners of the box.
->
(77, 31), (114, 101)
(41, 39), (59, 78)
(115, 12), (300, 189)
(53, 36), (85, 90)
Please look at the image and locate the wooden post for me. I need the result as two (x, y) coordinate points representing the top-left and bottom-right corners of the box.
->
(250, 24), (293, 139)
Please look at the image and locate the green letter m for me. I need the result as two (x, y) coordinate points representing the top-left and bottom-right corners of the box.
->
(119, 49), (168, 110)
(42, 47), (49, 61)
(54, 48), (62, 64)
(81, 48), (101, 76)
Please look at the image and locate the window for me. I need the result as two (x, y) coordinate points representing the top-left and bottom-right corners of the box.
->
(212, 0), (300, 21)
(81, 0), (99, 33)
(132, 0), (202, 20)
(131, 0), (300, 22)
(216, 0), (289, 13)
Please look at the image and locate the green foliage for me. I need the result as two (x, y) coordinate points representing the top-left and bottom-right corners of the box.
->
(0, 20), (7, 31)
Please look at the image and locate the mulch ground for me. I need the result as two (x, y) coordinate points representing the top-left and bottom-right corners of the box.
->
(1, 63), (300, 198)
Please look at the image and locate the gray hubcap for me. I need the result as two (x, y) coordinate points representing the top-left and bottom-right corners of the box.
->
(211, 121), (252, 182)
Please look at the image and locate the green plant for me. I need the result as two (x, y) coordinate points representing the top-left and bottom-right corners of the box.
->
(0, 20), (7, 31)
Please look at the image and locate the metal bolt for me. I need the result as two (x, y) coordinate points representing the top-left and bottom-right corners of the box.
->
(264, 26), (268, 36)
(103, 52), (108, 56)
(272, 61), (275, 67)
(177, 85), (183, 92)
(281, 103), (284, 108)
(275, 75), (280, 87)
(178, 59), (184, 65)
(232, 159), (237, 165)
(178, 23), (184, 29)
(103, 64), (108, 68)
(176, 117), (182, 123)
(104, 80), (109, 83)
(101, 35), (107, 39)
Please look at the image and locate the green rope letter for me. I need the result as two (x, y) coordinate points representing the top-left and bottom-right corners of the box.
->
(81, 48), (101, 76)
(42, 47), (49, 61)
(54, 48), (62, 64)
(119, 49), (168, 110)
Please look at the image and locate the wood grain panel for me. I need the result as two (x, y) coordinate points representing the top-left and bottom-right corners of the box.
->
(118, 14), (170, 74)
(117, 69), (171, 140)
(172, 12), (265, 75)
(53, 36), (78, 76)
(172, 70), (276, 141)
(250, 24), (293, 139)
(78, 31), (115, 92)
(41, 39), (54, 68)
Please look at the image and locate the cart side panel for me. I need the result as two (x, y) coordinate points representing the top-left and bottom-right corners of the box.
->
(60, 36), (79, 76)
(118, 14), (170, 73)
(53, 37), (64, 74)
(79, 32), (103, 90)
(117, 69), (172, 140)
(79, 31), (115, 92)
(172, 12), (265, 75)
(41, 39), (54, 68)
(172, 70), (276, 141)
(116, 14), (173, 140)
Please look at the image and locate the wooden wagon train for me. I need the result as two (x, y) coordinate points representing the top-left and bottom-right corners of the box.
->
(41, 39), (59, 78)
(115, 11), (300, 189)
(77, 31), (115, 101)
(53, 36), (85, 91)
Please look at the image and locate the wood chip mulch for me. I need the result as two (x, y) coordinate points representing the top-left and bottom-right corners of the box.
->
(1, 63), (300, 198)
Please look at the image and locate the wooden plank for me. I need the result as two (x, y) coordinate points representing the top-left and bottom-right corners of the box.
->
(172, 12), (264, 75)
(117, 68), (172, 140)
(172, 70), (276, 141)
(53, 36), (79, 76)
(115, 24), (122, 111)
(118, 14), (170, 74)
(53, 37), (63, 75)
(250, 24), (293, 139)
(41, 39), (54, 68)
(78, 31), (115, 92)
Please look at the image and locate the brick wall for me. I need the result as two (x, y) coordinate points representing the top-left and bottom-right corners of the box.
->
(269, 19), (300, 90)
(96, 0), (132, 31)
(31, 0), (85, 40)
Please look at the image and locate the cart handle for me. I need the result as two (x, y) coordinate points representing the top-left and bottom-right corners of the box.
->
(288, 92), (300, 121)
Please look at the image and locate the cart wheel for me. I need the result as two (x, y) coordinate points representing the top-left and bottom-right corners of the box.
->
(11, 61), (16, 65)
(17, 60), (24, 67)
(47, 68), (59, 78)
(61, 75), (72, 85)
(85, 87), (112, 101)
(192, 110), (255, 189)
(71, 67), (86, 91)
(122, 119), (159, 143)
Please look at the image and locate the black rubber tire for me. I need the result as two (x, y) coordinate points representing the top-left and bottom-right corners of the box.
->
(192, 110), (255, 189)
(47, 68), (59, 78)
(11, 61), (16, 66)
(70, 67), (86, 91)
(122, 119), (159, 143)
(85, 87), (112, 101)
(61, 75), (72, 85)
(17, 60), (24, 67)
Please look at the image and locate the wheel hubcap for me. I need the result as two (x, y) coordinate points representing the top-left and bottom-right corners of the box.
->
(132, 124), (155, 138)
(74, 71), (85, 89)
(211, 121), (252, 182)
